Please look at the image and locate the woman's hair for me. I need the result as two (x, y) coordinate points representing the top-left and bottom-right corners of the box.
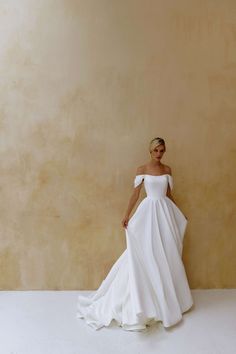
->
(149, 137), (166, 153)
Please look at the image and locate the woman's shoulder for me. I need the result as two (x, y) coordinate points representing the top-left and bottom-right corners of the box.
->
(135, 163), (172, 175)
(163, 164), (172, 175)
(135, 164), (146, 175)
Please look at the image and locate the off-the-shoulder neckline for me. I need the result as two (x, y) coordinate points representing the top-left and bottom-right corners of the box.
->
(135, 174), (172, 177)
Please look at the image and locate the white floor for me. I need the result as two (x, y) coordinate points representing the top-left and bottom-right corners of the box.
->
(0, 290), (235, 354)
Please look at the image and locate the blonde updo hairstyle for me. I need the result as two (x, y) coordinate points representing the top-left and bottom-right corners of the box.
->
(149, 137), (166, 154)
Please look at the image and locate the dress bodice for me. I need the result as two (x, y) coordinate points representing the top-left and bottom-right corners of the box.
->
(134, 174), (173, 200)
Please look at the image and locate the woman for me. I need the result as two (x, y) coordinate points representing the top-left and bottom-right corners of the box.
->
(77, 137), (193, 331)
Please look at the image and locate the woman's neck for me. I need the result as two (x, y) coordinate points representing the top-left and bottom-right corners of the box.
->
(149, 160), (162, 167)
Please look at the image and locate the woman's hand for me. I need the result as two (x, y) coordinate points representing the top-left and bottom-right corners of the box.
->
(121, 216), (129, 228)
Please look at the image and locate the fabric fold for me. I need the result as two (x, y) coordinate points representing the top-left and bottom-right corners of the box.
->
(76, 173), (193, 330)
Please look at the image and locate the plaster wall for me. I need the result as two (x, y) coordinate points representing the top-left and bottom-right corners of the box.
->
(0, 0), (235, 289)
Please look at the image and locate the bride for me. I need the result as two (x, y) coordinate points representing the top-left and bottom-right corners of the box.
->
(77, 137), (194, 331)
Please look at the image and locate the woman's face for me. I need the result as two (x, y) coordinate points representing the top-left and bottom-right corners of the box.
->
(150, 144), (165, 161)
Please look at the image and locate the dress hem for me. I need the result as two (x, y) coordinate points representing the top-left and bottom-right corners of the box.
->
(76, 298), (194, 331)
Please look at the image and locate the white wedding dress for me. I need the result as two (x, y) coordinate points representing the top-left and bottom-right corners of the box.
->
(76, 174), (194, 331)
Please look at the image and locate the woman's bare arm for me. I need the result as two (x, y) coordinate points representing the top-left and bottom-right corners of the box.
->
(122, 167), (144, 228)
(164, 167), (177, 204)
(123, 184), (142, 218)
(166, 174), (188, 220)
(166, 183), (177, 205)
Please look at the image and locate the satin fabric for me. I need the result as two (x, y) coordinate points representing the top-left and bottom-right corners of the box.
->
(76, 174), (193, 330)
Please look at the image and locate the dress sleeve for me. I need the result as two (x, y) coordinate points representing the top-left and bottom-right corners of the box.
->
(134, 175), (144, 188)
(167, 175), (173, 191)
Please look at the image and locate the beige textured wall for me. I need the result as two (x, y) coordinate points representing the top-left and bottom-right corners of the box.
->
(0, 0), (235, 290)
